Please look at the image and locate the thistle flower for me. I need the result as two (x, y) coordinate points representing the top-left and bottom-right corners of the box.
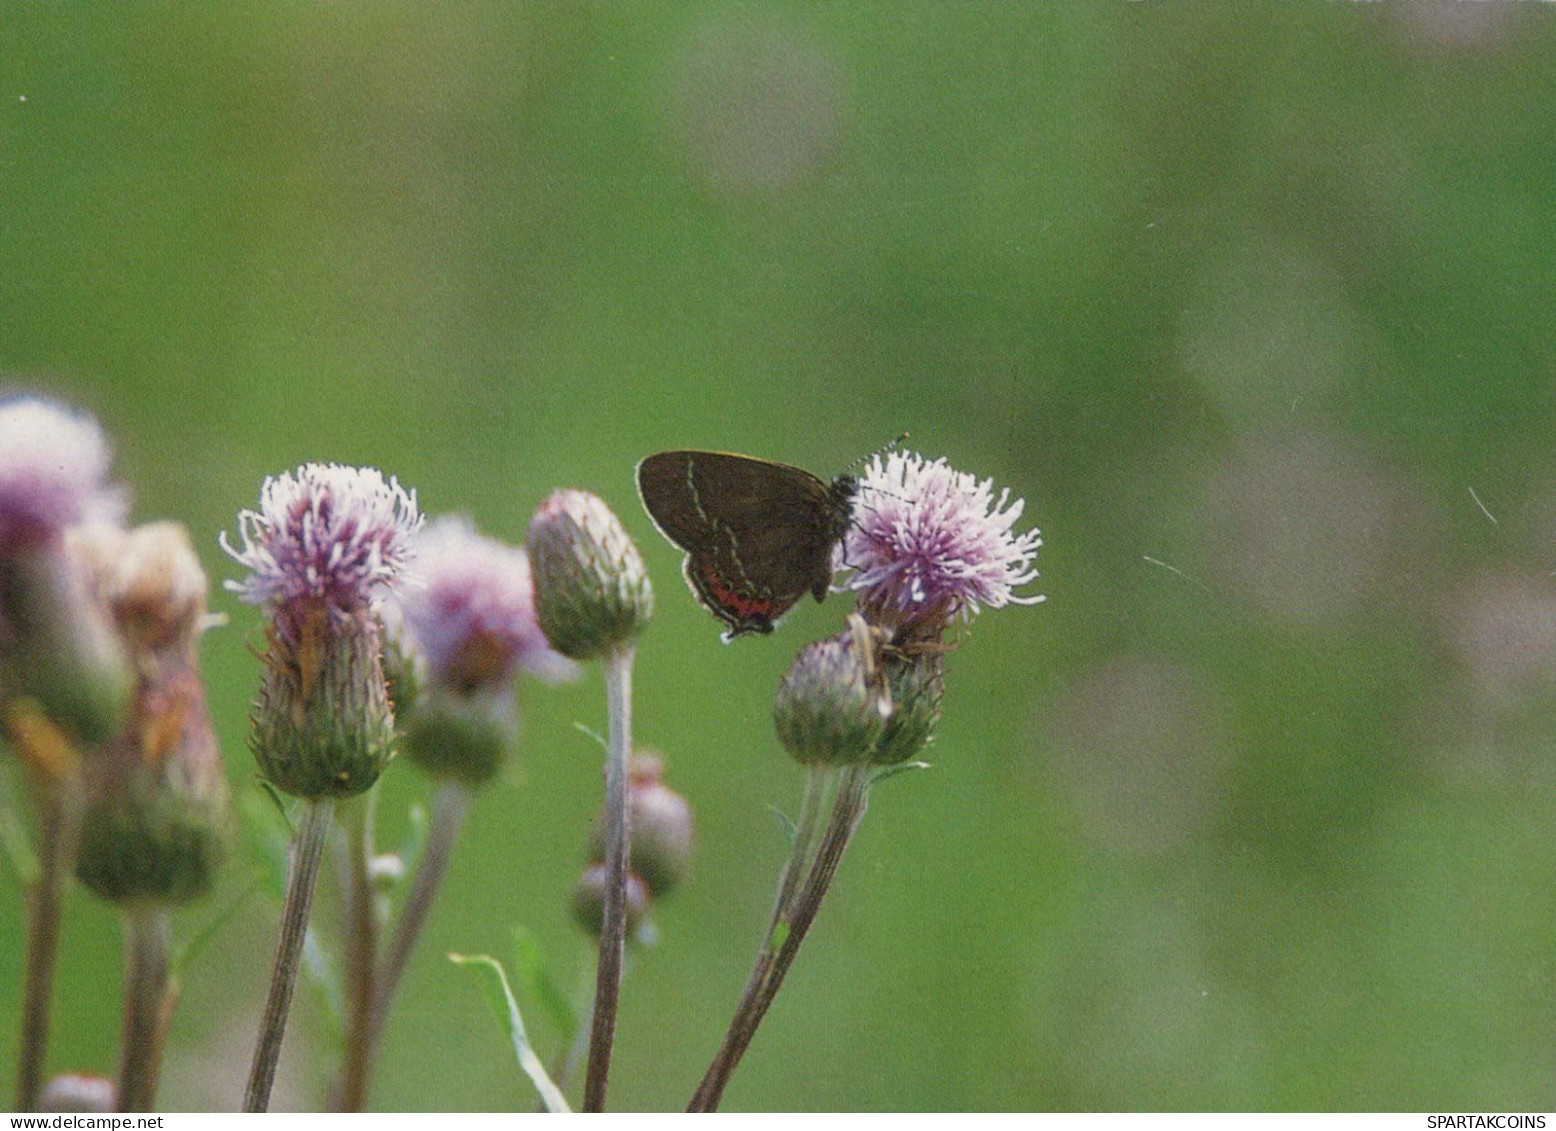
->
(526, 489), (652, 661)
(0, 397), (129, 745)
(222, 464), (420, 800)
(395, 516), (577, 693)
(0, 396), (126, 555)
(220, 463), (420, 621)
(843, 451), (1043, 635)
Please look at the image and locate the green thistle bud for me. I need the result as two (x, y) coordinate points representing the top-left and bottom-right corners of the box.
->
(526, 489), (653, 661)
(251, 604), (396, 800)
(873, 650), (943, 765)
(400, 686), (516, 788)
(571, 862), (651, 938)
(590, 754), (693, 898)
(2, 541), (129, 747)
(75, 668), (230, 908)
(773, 625), (889, 766)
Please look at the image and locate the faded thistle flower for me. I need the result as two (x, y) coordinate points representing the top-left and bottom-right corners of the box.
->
(843, 450), (1043, 638)
(526, 489), (652, 661)
(390, 515), (578, 786)
(222, 463), (421, 799)
(72, 524), (229, 908)
(0, 396), (130, 748)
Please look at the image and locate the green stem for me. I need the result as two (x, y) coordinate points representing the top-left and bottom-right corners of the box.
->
(117, 909), (171, 1112)
(336, 797), (378, 1112)
(687, 765), (871, 1112)
(582, 643), (634, 1113)
(15, 779), (81, 1112)
(244, 798), (335, 1113)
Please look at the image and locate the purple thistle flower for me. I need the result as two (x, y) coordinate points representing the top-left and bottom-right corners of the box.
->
(843, 450), (1043, 631)
(220, 463), (421, 617)
(392, 515), (578, 694)
(0, 396), (126, 554)
(223, 464), (419, 800)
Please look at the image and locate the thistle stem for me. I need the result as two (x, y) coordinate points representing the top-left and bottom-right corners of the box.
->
(687, 764), (871, 1112)
(117, 910), (171, 1112)
(14, 780), (81, 1113)
(582, 643), (634, 1113)
(336, 797), (378, 1112)
(244, 797), (334, 1113)
(357, 780), (470, 1103)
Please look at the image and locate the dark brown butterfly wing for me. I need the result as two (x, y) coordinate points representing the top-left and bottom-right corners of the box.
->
(636, 451), (852, 637)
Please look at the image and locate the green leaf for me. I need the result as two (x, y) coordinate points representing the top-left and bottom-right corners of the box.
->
(449, 953), (571, 1113)
(238, 788), (293, 903)
(871, 761), (932, 787)
(767, 803), (798, 848)
(396, 802), (430, 879)
(571, 721), (608, 754)
(303, 928), (344, 1045)
(171, 872), (264, 979)
(511, 926), (577, 1041)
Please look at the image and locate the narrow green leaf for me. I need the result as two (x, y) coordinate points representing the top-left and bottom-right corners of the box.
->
(303, 928), (345, 1044)
(450, 953), (571, 1113)
(171, 872), (264, 978)
(238, 788), (292, 902)
(511, 927), (577, 1040)
(396, 802), (430, 879)
(571, 721), (608, 754)
(871, 760), (932, 787)
(767, 803), (798, 848)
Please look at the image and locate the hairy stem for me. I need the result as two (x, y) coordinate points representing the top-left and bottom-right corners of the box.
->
(117, 910), (171, 1112)
(582, 643), (634, 1113)
(15, 779), (82, 1112)
(244, 798), (334, 1113)
(687, 765), (870, 1112)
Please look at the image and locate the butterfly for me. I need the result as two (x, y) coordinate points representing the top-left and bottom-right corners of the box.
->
(636, 450), (857, 640)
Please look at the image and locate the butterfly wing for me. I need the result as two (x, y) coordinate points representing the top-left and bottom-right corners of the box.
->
(637, 451), (845, 636)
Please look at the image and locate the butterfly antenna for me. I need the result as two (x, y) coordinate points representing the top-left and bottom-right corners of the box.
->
(844, 432), (910, 475)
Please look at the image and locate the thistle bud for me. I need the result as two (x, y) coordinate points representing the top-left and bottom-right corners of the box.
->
(2, 541), (128, 748)
(571, 862), (651, 938)
(773, 627), (888, 765)
(872, 650), (943, 765)
(0, 396), (130, 746)
(589, 754), (693, 897)
(250, 605), (397, 799)
(75, 668), (229, 907)
(74, 525), (229, 907)
(37, 1074), (116, 1113)
(400, 686), (515, 788)
(526, 490), (652, 661)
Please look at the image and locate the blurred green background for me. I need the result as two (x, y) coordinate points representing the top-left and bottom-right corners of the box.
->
(4, 1), (1556, 1112)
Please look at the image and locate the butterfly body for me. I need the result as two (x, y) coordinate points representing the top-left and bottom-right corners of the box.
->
(636, 450), (856, 638)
